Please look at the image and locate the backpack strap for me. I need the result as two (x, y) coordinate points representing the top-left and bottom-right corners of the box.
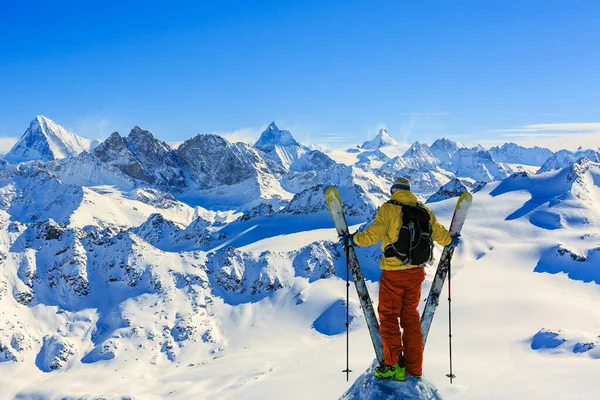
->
(386, 200), (407, 207)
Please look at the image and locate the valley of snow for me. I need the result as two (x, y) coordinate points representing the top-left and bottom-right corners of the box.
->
(1, 116), (600, 399)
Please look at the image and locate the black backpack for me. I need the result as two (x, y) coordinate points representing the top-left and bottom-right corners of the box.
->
(383, 200), (433, 265)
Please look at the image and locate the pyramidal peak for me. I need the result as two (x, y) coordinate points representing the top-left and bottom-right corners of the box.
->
(360, 128), (398, 150)
(255, 121), (301, 148)
(4, 115), (92, 163)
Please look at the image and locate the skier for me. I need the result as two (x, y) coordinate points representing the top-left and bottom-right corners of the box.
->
(341, 177), (460, 381)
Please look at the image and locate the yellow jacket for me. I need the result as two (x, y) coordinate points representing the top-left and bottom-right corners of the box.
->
(353, 190), (452, 270)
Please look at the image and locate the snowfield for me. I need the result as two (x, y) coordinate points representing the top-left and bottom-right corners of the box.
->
(1, 117), (599, 399)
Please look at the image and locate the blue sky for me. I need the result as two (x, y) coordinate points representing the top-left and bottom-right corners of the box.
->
(1, 0), (599, 151)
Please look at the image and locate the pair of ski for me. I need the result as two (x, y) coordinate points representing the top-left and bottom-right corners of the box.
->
(325, 187), (472, 380)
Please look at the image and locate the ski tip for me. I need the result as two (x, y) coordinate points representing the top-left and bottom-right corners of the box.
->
(456, 191), (473, 207)
(325, 185), (339, 197)
(325, 186), (341, 204)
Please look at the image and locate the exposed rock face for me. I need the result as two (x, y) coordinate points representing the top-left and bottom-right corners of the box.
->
(177, 133), (285, 189)
(254, 122), (308, 169)
(36, 335), (76, 372)
(255, 122), (300, 147)
(93, 127), (185, 187)
(5, 116), (91, 163)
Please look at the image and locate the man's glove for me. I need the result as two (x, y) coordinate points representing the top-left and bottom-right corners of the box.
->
(340, 233), (355, 247)
(446, 235), (461, 249)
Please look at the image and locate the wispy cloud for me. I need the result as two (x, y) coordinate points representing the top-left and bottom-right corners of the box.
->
(197, 126), (266, 145)
(491, 122), (600, 133)
(72, 116), (115, 140)
(483, 122), (600, 151)
(396, 112), (452, 116)
(0, 137), (19, 154)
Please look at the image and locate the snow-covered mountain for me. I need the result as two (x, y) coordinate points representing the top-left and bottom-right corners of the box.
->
(426, 178), (486, 203)
(93, 127), (185, 188)
(254, 122), (308, 169)
(488, 142), (554, 166)
(429, 138), (464, 164)
(2, 116), (600, 399)
(447, 147), (514, 182)
(4, 116), (92, 163)
(537, 147), (600, 174)
(360, 128), (397, 150)
(289, 149), (337, 172)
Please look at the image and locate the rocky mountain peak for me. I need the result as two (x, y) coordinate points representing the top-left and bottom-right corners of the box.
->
(255, 122), (300, 148)
(93, 127), (184, 187)
(430, 138), (462, 164)
(360, 129), (397, 150)
(488, 142), (554, 166)
(5, 116), (91, 163)
(402, 141), (436, 163)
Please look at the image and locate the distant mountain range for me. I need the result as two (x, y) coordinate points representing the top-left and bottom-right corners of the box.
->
(5, 115), (597, 210)
(1, 115), (600, 398)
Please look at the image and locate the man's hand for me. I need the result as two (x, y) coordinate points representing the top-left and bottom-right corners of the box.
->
(446, 235), (461, 249)
(340, 233), (355, 247)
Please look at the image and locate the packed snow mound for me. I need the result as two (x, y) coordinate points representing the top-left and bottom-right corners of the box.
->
(340, 361), (442, 400)
(289, 149), (337, 172)
(535, 244), (600, 284)
(530, 328), (600, 358)
(489, 142), (554, 166)
(5, 116), (91, 163)
(361, 129), (398, 150)
(538, 148), (600, 173)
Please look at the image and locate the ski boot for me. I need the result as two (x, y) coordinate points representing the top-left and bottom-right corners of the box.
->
(373, 362), (405, 381)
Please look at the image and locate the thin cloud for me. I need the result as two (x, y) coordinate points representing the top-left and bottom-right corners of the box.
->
(0, 137), (19, 154)
(72, 116), (115, 140)
(481, 122), (600, 151)
(198, 126), (265, 145)
(490, 122), (600, 134)
(396, 112), (452, 116)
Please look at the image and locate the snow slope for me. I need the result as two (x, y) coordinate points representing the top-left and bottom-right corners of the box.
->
(1, 124), (600, 400)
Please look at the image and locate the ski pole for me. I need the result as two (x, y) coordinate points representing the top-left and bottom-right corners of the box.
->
(342, 245), (352, 381)
(446, 257), (456, 384)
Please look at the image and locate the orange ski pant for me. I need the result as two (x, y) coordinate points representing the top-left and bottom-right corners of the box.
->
(378, 267), (425, 376)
